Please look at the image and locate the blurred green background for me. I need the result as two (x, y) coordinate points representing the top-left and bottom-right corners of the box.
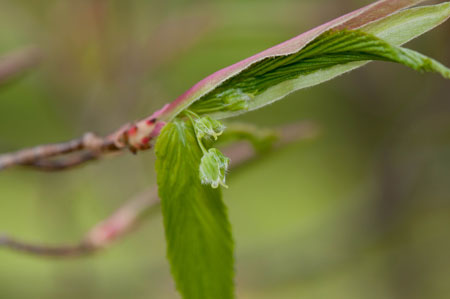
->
(0, 0), (449, 298)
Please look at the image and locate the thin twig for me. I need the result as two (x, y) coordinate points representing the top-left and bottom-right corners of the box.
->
(0, 236), (94, 257)
(0, 132), (116, 170)
(24, 151), (102, 171)
(0, 122), (318, 257)
(0, 15), (213, 170)
(0, 187), (159, 258)
(0, 105), (170, 171)
(0, 46), (42, 84)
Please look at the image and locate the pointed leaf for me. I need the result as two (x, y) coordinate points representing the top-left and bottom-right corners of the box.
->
(155, 120), (234, 299)
(189, 28), (450, 117)
(160, 1), (450, 122)
(162, 0), (429, 120)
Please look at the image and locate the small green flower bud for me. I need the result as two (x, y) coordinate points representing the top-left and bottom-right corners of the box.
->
(194, 116), (226, 140)
(199, 148), (230, 188)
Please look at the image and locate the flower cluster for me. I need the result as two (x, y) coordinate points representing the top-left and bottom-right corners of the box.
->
(199, 148), (230, 188)
(194, 116), (225, 141)
(185, 111), (230, 188)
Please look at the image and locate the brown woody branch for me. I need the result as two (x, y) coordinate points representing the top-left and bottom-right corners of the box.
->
(0, 46), (42, 84)
(0, 187), (159, 258)
(0, 104), (171, 171)
(0, 132), (115, 171)
(24, 151), (101, 171)
(0, 122), (318, 257)
(0, 12), (216, 171)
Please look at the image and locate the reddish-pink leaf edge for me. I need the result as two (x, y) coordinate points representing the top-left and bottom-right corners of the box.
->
(164, 0), (426, 119)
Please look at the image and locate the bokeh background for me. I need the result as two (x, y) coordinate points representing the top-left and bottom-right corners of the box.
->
(0, 0), (449, 298)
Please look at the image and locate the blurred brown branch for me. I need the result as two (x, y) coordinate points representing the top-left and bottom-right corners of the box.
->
(0, 187), (159, 258)
(25, 151), (100, 171)
(0, 122), (318, 257)
(0, 46), (42, 84)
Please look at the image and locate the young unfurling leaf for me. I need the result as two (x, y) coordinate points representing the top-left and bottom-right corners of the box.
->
(155, 120), (234, 299)
(190, 89), (251, 115)
(162, 2), (450, 122)
(190, 28), (450, 118)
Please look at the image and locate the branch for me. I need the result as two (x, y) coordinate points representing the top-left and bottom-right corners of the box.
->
(0, 46), (42, 84)
(24, 151), (101, 171)
(1, 0), (442, 172)
(0, 187), (159, 258)
(0, 133), (109, 170)
(0, 14), (214, 171)
(0, 122), (318, 257)
(0, 105), (170, 171)
(0, 236), (94, 257)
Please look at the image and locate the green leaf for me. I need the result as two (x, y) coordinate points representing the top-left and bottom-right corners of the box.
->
(361, 3), (450, 45)
(163, 0), (428, 121)
(155, 120), (234, 299)
(189, 3), (450, 118)
(173, 2), (450, 120)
